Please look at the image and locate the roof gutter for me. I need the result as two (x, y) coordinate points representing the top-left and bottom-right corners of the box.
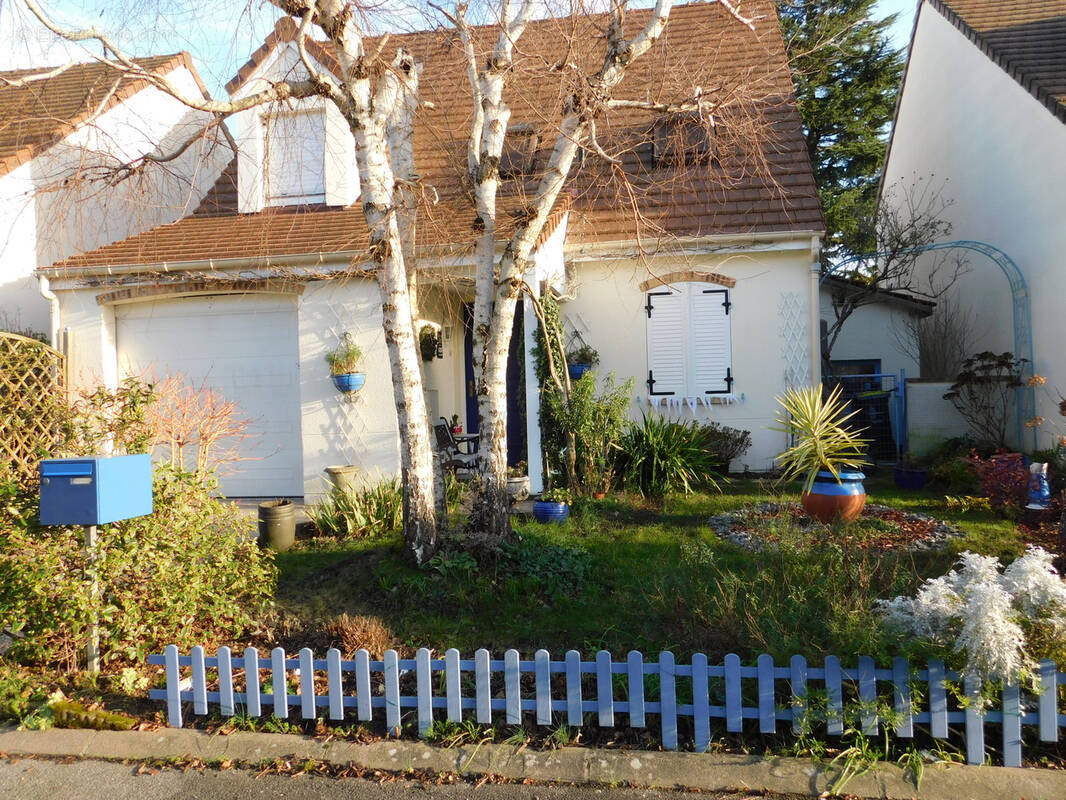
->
(37, 275), (60, 349)
(567, 229), (824, 261)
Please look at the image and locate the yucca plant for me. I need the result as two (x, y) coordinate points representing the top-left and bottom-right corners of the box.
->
(620, 414), (722, 496)
(772, 385), (870, 493)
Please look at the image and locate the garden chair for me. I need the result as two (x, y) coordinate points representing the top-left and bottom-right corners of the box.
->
(434, 422), (478, 474)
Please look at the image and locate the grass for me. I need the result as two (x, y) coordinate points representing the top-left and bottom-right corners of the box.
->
(274, 472), (1030, 663)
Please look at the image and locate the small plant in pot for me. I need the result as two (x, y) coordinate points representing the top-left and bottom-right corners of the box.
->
(566, 344), (599, 380)
(772, 384), (870, 523)
(533, 487), (571, 524)
(449, 413), (463, 435)
(326, 336), (365, 393)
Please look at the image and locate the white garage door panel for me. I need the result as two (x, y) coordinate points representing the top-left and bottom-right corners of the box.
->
(116, 295), (302, 497)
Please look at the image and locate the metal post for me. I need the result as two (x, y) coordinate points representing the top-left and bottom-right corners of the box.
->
(84, 524), (100, 673)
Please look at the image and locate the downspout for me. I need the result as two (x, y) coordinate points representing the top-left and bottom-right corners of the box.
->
(38, 275), (60, 349)
(808, 235), (822, 386)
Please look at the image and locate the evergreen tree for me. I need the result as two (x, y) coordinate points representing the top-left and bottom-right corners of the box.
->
(778, 0), (905, 262)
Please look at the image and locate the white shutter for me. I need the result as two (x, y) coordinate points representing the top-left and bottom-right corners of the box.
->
(645, 289), (686, 396)
(690, 286), (732, 394)
(265, 111), (326, 203)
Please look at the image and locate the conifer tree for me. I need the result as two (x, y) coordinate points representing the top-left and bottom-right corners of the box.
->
(778, 0), (905, 262)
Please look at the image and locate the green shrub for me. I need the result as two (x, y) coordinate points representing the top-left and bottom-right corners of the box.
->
(308, 479), (403, 539)
(929, 457), (980, 493)
(701, 422), (752, 470)
(619, 414), (722, 496)
(0, 465), (276, 671)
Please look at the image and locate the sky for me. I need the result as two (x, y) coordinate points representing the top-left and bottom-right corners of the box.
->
(2, 0), (920, 96)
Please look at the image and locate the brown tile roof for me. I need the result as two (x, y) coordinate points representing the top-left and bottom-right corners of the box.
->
(0, 53), (207, 178)
(51, 2), (823, 272)
(931, 1), (1066, 122)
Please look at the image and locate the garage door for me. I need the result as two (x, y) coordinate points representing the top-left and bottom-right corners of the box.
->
(116, 294), (302, 497)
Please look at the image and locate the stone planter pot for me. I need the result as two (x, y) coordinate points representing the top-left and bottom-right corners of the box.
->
(325, 465), (360, 493)
(506, 476), (530, 502)
(801, 470), (866, 524)
(258, 499), (295, 551)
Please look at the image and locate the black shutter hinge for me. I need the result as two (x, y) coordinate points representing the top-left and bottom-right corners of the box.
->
(648, 370), (675, 396)
(725, 368), (734, 391)
(723, 295), (732, 314)
(645, 296), (655, 317)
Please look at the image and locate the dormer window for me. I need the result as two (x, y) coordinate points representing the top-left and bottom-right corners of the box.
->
(654, 112), (714, 167)
(499, 126), (539, 179)
(264, 110), (326, 205)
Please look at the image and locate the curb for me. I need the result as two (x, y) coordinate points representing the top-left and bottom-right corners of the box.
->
(1, 727), (1064, 799)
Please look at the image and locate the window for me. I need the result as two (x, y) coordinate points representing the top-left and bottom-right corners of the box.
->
(653, 112), (714, 167)
(264, 110), (326, 204)
(645, 282), (733, 396)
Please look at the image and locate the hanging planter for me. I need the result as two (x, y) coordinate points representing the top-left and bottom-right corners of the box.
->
(326, 333), (365, 395)
(419, 324), (439, 362)
(565, 343), (599, 381)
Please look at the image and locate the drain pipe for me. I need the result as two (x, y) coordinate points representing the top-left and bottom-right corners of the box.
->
(37, 275), (60, 349)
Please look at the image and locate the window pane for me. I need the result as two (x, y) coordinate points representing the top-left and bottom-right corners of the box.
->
(265, 110), (325, 203)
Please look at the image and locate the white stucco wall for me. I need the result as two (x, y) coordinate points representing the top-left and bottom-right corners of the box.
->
(0, 63), (229, 339)
(562, 243), (817, 471)
(819, 290), (922, 380)
(884, 2), (1066, 447)
(906, 380), (974, 457)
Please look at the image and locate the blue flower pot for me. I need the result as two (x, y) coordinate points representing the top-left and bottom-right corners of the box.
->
(533, 500), (569, 524)
(567, 364), (591, 380)
(331, 372), (366, 393)
(893, 467), (928, 490)
(802, 470), (867, 523)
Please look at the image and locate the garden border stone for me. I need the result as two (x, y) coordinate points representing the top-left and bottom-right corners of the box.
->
(2, 726), (1064, 799)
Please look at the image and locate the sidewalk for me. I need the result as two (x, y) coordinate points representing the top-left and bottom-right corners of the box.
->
(2, 725), (1064, 799)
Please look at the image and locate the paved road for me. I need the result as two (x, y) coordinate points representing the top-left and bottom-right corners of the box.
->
(0, 757), (776, 800)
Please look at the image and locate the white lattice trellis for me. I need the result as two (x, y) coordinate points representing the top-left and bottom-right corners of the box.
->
(778, 292), (809, 388)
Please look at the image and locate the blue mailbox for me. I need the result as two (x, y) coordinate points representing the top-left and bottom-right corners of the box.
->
(39, 454), (153, 526)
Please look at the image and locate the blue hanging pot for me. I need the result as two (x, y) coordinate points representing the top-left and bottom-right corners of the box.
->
(331, 372), (366, 393)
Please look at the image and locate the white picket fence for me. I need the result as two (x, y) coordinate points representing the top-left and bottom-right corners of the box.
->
(147, 645), (1066, 768)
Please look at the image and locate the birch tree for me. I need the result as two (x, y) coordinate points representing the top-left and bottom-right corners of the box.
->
(450, 0), (758, 543)
(23, 0), (443, 564)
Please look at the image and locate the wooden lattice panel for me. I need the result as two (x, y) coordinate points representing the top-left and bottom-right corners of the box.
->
(0, 332), (66, 482)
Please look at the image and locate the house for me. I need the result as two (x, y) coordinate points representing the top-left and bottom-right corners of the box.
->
(0, 54), (230, 339)
(37, 2), (825, 499)
(882, 0), (1066, 449)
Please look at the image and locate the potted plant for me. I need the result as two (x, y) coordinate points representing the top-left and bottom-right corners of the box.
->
(566, 344), (599, 380)
(326, 336), (364, 393)
(772, 384), (870, 523)
(533, 487), (571, 523)
(893, 453), (930, 490)
(449, 414), (463, 435)
(419, 324), (438, 362)
(506, 461), (530, 501)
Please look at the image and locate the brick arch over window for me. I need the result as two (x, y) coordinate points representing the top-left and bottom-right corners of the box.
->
(638, 270), (735, 292)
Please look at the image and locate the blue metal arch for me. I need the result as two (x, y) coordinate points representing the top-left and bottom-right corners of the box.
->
(821, 240), (1035, 449)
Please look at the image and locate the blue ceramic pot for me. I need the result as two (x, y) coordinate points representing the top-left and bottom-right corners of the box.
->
(893, 467), (929, 490)
(802, 470), (867, 523)
(331, 372), (366, 393)
(567, 364), (591, 380)
(533, 500), (569, 524)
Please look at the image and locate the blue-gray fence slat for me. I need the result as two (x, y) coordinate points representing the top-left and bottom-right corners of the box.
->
(149, 646), (1066, 769)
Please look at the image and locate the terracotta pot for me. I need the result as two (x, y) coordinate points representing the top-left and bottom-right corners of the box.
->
(801, 470), (866, 524)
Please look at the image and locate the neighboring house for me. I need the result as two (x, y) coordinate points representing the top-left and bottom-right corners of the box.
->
(38, 3), (825, 499)
(882, 0), (1066, 448)
(0, 55), (230, 338)
(819, 279), (933, 382)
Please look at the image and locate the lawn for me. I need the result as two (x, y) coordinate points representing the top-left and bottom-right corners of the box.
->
(273, 473), (1035, 665)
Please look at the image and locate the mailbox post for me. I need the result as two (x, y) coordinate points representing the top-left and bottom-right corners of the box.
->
(39, 454), (153, 673)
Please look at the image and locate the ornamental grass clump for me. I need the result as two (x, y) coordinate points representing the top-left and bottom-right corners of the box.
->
(877, 547), (1066, 698)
